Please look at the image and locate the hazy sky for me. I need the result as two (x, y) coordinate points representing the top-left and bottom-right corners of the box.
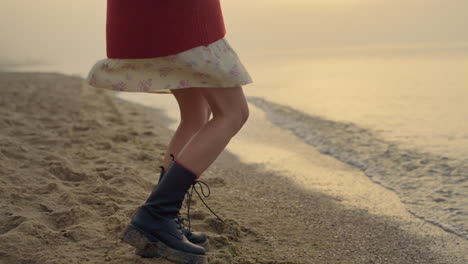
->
(224, 0), (468, 56)
(1, 0), (467, 72)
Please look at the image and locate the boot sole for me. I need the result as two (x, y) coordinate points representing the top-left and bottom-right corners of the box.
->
(120, 223), (207, 264)
(135, 238), (210, 257)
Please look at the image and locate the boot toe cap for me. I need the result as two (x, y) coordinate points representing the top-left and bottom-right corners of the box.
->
(185, 231), (207, 244)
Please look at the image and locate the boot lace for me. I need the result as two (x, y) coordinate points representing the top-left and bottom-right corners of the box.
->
(163, 154), (225, 233)
(185, 179), (225, 233)
(174, 215), (185, 234)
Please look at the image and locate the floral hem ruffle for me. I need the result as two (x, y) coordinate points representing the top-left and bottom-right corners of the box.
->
(85, 37), (253, 94)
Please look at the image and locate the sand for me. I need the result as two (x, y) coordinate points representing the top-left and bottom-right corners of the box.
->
(0, 71), (467, 264)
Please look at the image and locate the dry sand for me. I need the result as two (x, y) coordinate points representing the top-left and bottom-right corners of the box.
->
(0, 71), (467, 264)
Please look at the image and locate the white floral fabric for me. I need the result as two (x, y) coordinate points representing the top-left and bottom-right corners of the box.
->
(85, 37), (253, 94)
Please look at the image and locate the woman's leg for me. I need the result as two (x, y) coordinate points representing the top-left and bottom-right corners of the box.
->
(175, 86), (249, 176)
(163, 88), (211, 170)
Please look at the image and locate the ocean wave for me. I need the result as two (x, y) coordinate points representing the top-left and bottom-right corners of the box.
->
(248, 96), (468, 240)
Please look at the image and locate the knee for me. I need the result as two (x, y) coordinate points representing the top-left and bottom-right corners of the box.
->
(239, 103), (249, 127)
(214, 104), (249, 136)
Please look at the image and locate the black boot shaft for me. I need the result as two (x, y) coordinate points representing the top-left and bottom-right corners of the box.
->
(143, 160), (197, 218)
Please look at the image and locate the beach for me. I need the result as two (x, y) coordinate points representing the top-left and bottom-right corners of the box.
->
(0, 71), (467, 264)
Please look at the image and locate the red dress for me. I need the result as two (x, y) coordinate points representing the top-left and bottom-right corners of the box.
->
(106, 0), (226, 59)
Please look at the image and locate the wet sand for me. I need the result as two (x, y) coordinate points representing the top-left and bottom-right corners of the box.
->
(0, 71), (466, 264)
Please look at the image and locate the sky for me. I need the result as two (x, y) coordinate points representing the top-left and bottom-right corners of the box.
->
(224, 0), (468, 56)
(0, 0), (467, 72)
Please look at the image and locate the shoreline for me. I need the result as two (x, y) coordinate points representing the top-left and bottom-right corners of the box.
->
(119, 81), (468, 248)
(244, 95), (468, 240)
(0, 71), (466, 263)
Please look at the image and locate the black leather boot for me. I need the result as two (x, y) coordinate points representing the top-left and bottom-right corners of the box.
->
(120, 159), (206, 264)
(135, 163), (209, 258)
(154, 162), (209, 247)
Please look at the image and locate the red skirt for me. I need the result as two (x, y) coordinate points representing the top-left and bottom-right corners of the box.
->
(106, 0), (226, 59)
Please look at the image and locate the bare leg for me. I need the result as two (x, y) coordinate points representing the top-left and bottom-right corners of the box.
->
(174, 86), (249, 176)
(163, 88), (211, 169)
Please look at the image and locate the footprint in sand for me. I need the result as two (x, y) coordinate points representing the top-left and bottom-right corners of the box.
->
(92, 184), (125, 197)
(204, 217), (241, 241)
(25, 136), (62, 146)
(48, 164), (88, 182)
(205, 233), (242, 263)
(105, 116), (123, 124)
(72, 124), (91, 132)
(202, 177), (226, 188)
(75, 149), (99, 160)
(1, 147), (27, 160)
(38, 203), (54, 213)
(142, 131), (155, 136)
(207, 253), (234, 264)
(95, 141), (113, 150)
(111, 134), (129, 143)
(37, 183), (60, 195)
(0, 214), (27, 235)
(203, 219), (264, 262)
(132, 152), (154, 161)
(184, 209), (206, 220)
(48, 206), (90, 229)
(59, 225), (97, 242)
(2, 117), (25, 127)
(94, 159), (108, 165)
(97, 171), (115, 181)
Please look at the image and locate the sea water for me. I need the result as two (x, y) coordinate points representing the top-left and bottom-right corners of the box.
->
(243, 54), (468, 240)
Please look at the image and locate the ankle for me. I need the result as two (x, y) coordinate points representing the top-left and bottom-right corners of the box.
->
(173, 159), (200, 179)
